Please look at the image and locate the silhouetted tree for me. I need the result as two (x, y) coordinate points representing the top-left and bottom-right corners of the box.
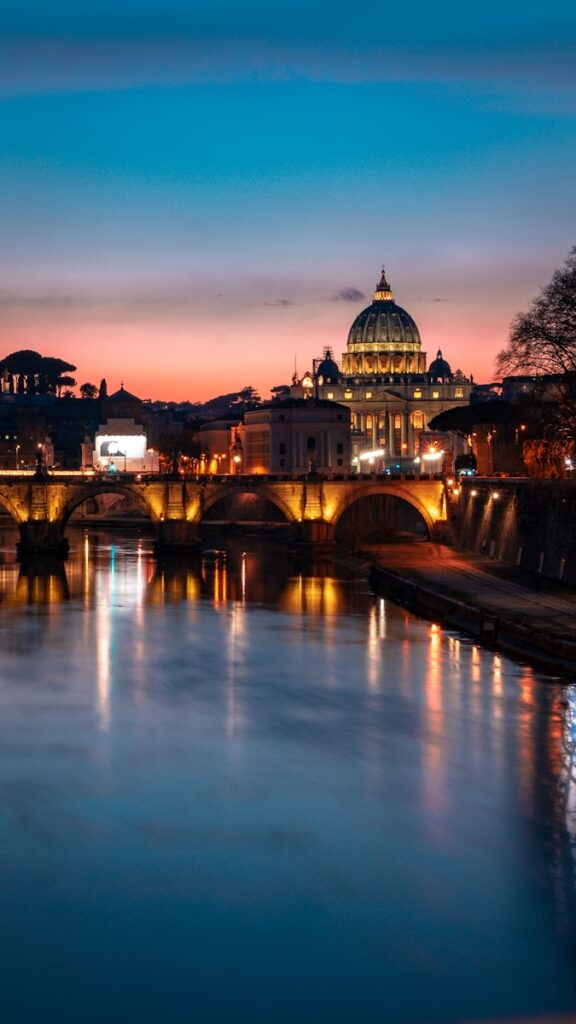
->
(236, 385), (261, 407)
(41, 357), (76, 395)
(0, 350), (43, 394)
(79, 382), (98, 399)
(99, 378), (108, 399)
(0, 351), (77, 396)
(58, 375), (77, 396)
(496, 247), (576, 377)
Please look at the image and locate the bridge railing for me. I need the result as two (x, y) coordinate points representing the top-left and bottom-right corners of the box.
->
(0, 469), (445, 484)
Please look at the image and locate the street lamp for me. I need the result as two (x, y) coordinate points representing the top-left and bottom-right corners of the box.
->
(15, 444), (20, 470)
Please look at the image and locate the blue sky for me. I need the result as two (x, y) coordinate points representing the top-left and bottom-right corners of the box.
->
(0, 1), (574, 399)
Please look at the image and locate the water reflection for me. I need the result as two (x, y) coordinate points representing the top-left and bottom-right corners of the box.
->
(0, 527), (575, 1022)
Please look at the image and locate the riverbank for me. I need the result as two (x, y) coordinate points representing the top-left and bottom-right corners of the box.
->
(363, 541), (576, 678)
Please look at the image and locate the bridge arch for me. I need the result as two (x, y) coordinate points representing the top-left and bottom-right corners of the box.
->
(58, 481), (157, 527)
(329, 483), (435, 539)
(0, 487), (27, 524)
(198, 483), (294, 526)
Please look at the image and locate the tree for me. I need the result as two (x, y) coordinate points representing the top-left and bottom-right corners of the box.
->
(237, 385), (261, 407)
(58, 375), (77, 396)
(496, 247), (576, 377)
(99, 378), (108, 399)
(0, 350), (77, 396)
(156, 432), (201, 474)
(0, 349), (44, 395)
(79, 382), (98, 399)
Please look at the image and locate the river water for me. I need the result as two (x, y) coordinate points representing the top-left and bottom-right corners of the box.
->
(1, 527), (576, 1024)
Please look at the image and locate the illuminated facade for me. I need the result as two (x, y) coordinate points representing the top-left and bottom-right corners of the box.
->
(291, 268), (473, 469)
(82, 387), (159, 472)
(239, 398), (351, 475)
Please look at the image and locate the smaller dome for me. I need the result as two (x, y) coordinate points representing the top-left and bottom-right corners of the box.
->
(428, 349), (452, 381)
(316, 349), (340, 384)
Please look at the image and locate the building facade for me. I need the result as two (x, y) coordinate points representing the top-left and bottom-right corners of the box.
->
(82, 386), (159, 473)
(291, 268), (473, 470)
(239, 398), (351, 475)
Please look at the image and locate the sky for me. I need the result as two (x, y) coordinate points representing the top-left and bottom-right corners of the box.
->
(1, 1), (575, 402)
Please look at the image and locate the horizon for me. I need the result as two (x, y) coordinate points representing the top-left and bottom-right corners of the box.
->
(1, 1), (574, 402)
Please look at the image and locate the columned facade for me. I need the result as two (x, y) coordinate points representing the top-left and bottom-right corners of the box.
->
(291, 268), (473, 469)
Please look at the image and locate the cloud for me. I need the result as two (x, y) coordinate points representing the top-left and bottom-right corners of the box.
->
(0, 281), (298, 324)
(0, 290), (91, 311)
(0, 36), (574, 105)
(0, 283), (199, 321)
(431, 297), (448, 303)
(331, 287), (365, 302)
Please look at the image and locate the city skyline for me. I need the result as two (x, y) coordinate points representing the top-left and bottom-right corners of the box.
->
(1, 1), (575, 401)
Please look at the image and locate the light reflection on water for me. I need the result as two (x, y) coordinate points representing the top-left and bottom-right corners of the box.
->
(0, 527), (575, 1024)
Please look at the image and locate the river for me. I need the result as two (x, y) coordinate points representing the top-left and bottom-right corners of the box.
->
(0, 527), (575, 1023)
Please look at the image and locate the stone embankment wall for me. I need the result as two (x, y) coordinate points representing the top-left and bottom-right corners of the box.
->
(456, 479), (576, 584)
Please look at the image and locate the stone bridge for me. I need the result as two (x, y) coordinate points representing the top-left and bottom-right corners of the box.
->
(0, 473), (447, 558)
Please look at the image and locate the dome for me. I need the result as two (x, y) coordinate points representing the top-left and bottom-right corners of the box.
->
(428, 349), (452, 381)
(347, 269), (421, 349)
(316, 349), (340, 384)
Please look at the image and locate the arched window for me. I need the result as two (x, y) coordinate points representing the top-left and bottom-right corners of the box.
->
(306, 437), (316, 452)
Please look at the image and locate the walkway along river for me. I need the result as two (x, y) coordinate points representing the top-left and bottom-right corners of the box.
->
(0, 526), (575, 1023)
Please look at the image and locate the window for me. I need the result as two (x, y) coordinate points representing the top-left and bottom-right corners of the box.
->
(337, 443), (343, 454)
(306, 437), (316, 451)
(337, 458), (343, 466)
(344, 390), (353, 399)
(327, 391), (334, 400)
(393, 413), (402, 455)
(279, 414), (285, 421)
(365, 414), (373, 431)
(279, 459), (285, 467)
(365, 391), (372, 399)
(412, 412), (424, 429)
(454, 387), (464, 398)
(413, 389), (422, 399)
(432, 391), (440, 399)
(279, 443), (286, 454)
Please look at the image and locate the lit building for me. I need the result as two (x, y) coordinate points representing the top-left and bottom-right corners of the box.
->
(82, 385), (159, 472)
(291, 268), (473, 469)
(238, 398), (351, 475)
(197, 415), (242, 474)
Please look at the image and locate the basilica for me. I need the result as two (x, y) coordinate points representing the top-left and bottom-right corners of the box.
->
(290, 268), (473, 468)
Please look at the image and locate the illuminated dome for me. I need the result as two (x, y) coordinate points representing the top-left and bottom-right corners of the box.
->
(316, 349), (340, 384)
(428, 349), (452, 381)
(342, 268), (427, 377)
(347, 269), (421, 349)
